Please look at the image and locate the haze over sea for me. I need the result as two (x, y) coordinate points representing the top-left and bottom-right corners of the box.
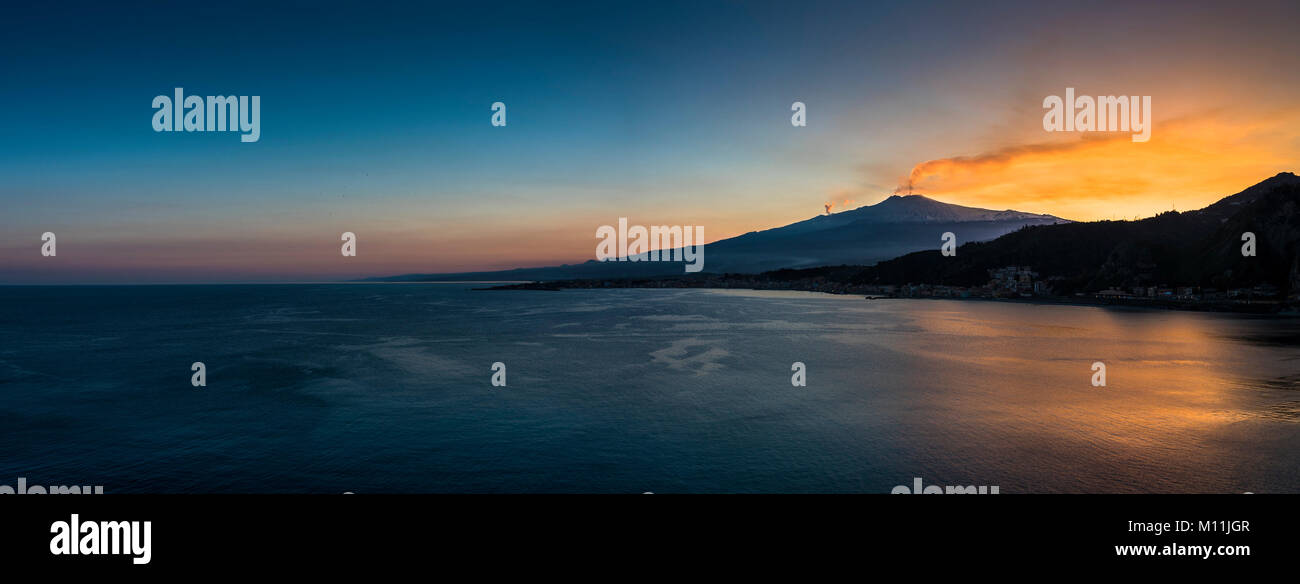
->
(1, 284), (1296, 493)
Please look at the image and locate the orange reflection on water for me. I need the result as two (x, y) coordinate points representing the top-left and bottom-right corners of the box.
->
(871, 300), (1297, 492)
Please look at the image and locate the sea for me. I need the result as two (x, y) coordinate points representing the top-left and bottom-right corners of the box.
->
(1, 283), (1297, 493)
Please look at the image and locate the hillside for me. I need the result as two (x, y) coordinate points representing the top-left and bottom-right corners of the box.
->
(851, 173), (1300, 297)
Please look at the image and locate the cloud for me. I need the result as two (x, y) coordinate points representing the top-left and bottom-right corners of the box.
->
(896, 134), (1125, 194)
(883, 108), (1300, 220)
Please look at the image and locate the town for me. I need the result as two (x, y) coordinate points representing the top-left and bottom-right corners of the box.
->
(490, 264), (1291, 313)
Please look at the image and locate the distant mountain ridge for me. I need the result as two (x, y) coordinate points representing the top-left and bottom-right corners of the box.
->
(367, 195), (1068, 281)
(725, 194), (1060, 238)
(835, 194), (1059, 223)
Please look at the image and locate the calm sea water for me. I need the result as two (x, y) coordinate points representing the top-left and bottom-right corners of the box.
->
(1, 284), (1297, 493)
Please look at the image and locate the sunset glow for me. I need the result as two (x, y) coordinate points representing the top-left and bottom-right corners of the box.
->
(3, 0), (1298, 282)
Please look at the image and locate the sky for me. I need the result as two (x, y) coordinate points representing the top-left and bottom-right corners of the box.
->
(3, 0), (1299, 283)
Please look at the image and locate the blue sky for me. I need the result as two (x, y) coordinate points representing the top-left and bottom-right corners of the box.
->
(3, 0), (1299, 282)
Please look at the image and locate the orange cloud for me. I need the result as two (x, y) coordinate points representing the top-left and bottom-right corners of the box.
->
(897, 134), (1126, 194)
(893, 108), (1300, 221)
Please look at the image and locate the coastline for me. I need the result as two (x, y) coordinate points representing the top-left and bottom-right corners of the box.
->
(484, 279), (1296, 316)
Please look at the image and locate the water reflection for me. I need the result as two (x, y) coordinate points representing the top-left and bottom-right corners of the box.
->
(870, 300), (1300, 492)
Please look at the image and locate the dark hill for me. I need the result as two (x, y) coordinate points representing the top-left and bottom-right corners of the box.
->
(852, 173), (1300, 298)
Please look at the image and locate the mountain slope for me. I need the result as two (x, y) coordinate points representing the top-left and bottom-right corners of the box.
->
(701, 195), (1064, 272)
(368, 195), (1068, 281)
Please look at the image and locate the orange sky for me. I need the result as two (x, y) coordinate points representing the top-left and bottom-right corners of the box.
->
(880, 107), (1300, 221)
